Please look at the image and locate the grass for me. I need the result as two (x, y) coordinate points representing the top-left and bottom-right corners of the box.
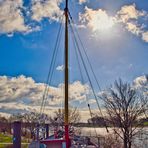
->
(144, 121), (148, 126)
(0, 133), (30, 148)
(0, 133), (12, 143)
(0, 144), (29, 148)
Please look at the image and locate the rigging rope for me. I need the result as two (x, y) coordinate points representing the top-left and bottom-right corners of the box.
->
(70, 23), (99, 137)
(69, 16), (109, 133)
(39, 11), (109, 134)
(42, 25), (63, 113)
(68, 12), (102, 92)
(71, 31), (98, 137)
(40, 15), (64, 114)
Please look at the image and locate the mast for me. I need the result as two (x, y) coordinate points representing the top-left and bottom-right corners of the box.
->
(64, 0), (69, 147)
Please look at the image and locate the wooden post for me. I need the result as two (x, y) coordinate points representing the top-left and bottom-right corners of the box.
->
(36, 124), (39, 140)
(45, 124), (49, 138)
(13, 121), (21, 148)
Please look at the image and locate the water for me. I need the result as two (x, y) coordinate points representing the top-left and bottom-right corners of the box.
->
(80, 127), (148, 147)
(47, 127), (148, 147)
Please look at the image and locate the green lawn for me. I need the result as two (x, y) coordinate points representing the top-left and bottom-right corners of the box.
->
(0, 133), (12, 143)
(144, 121), (148, 126)
(0, 133), (29, 148)
(0, 144), (29, 148)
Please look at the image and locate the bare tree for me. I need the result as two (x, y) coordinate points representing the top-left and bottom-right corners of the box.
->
(102, 79), (148, 148)
(102, 134), (123, 148)
(9, 112), (49, 138)
(0, 115), (11, 134)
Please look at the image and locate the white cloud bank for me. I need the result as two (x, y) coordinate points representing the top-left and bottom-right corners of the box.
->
(116, 4), (145, 23)
(116, 4), (148, 40)
(0, 75), (90, 104)
(79, 4), (148, 42)
(31, 0), (63, 22)
(79, 7), (115, 33)
(0, 75), (147, 121)
(0, 0), (29, 34)
(0, 0), (63, 35)
(0, 75), (91, 118)
(133, 75), (148, 96)
(0, 1), (148, 43)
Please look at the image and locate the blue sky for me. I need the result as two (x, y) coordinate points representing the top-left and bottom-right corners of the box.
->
(0, 0), (148, 119)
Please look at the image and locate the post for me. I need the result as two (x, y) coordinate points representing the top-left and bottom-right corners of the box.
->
(36, 124), (39, 140)
(45, 124), (49, 139)
(13, 121), (21, 148)
(98, 137), (101, 148)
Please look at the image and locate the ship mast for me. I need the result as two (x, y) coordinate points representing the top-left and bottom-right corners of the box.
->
(64, 0), (69, 147)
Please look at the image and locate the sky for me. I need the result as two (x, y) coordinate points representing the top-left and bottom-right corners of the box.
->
(0, 0), (148, 121)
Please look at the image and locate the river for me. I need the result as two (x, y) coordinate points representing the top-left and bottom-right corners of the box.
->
(79, 127), (148, 148)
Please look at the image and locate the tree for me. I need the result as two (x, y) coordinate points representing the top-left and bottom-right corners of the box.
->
(87, 115), (108, 127)
(0, 115), (8, 123)
(9, 112), (50, 138)
(102, 79), (148, 148)
(102, 134), (122, 148)
(49, 108), (81, 137)
(0, 115), (10, 134)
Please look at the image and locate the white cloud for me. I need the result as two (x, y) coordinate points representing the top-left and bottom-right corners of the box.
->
(116, 4), (148, 42)
(133, 75), (148, 89)
(1, 1), (147, 43)
(69, 81), (90, 101)
(0, 102), (96, 122)
(31, 0), (63, 22)
(0, 75), (90, 116)
(0, 102), (59, 118)
(79, 0), (87, 5)
(0, 75), (90, 104)
(88, 99), (96, 104)
(125, 22), (142, 35)
(117, 4), (148, 41)
(79, 4), (148, 43)
(79, 7), (115, 33)
(142, 31), (148, 42)
(0, 75), (147, 122)
(56, 65), (64, 71)
(0, 75), (43, 104)
(133, 75), (148, 97)
(0, 0), (29, 34)
(117, 4), (145, 23)
(0, 0), (63, 35)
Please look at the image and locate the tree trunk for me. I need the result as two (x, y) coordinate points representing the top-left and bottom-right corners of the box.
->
(124, 133), (132, 148)
(124, 133), (128, 148)
(129, 140), (132, 148)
